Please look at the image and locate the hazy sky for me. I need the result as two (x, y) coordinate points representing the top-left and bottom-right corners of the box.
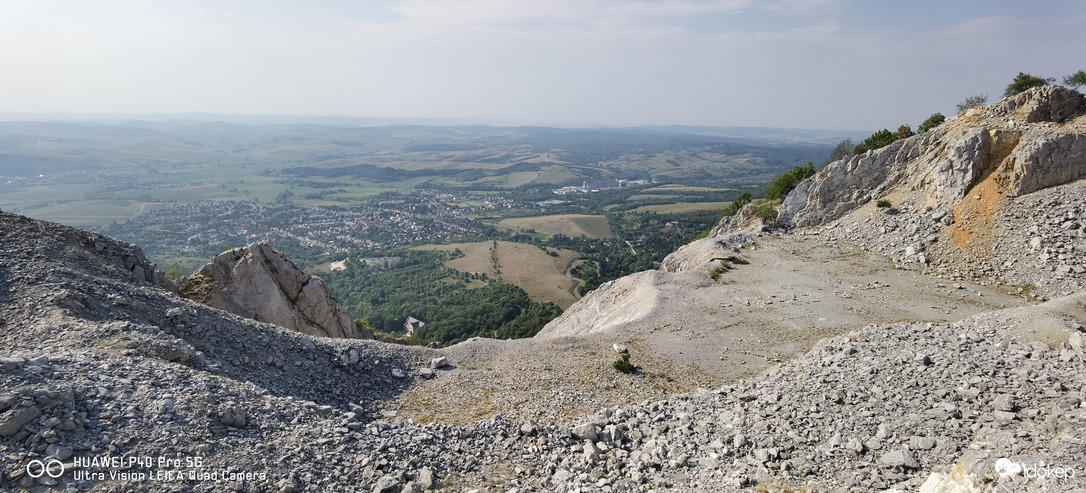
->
(1, 0), (1082, 130)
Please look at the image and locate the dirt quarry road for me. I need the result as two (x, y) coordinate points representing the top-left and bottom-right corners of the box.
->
(386, 231), (1031, 425)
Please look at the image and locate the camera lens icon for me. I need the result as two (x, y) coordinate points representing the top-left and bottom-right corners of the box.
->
(26, 459), (65, 479)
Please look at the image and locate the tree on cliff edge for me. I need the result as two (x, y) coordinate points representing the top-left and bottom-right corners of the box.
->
(1004, 72), (1052, 97)
(1064, 70), (1086, 90)
(918, 113), (946, 133)
(957, 94), (988, 114)
(824, 138), (854, 165)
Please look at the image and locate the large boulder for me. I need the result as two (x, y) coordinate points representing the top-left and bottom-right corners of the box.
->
(179, 243), (370, 339)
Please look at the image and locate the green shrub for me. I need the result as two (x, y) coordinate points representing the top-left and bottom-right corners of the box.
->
(956, 94), (988, 114)
(695, 192), (753, 239)
(164, 267), (184, 283)
(709, 256), (749, 280)
(876, 199), (892, 208)
(918, 113), (946, 132)
(709, 261), (730, 279)
(720, 191), (753, 217)
(764, 163), (816, 200)
(1004, 72), (1052, 97)
(854, 129), (897, 155)
(753, 200), (778, 223)
(612, 353), (636, 374)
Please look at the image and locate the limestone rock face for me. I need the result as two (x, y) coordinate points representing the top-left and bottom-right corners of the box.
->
(180, 243), (370, 339)
(779, 86), (1086, 228)
(534, 270), (666, 339)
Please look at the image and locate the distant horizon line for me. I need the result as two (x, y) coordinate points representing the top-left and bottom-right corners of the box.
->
(0, 111), (870, 134)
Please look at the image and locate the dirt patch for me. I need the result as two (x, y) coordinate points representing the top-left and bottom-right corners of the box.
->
(645, 185), (731, 192)
(949, 174), (1005, 252)
(629, 202), (731, 213)
(385, 336), (704, 426)
(627, 194), (674, 201)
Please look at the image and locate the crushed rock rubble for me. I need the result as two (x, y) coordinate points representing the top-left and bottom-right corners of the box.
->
(2, 211), (1085, 492)
(811, 161), (1086, 302)
(777, 86), (1086, 302)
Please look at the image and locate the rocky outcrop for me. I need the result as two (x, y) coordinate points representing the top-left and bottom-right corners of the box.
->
(802, 175), (1086, 301)
(766, 88), (1086, 300)
(88, 237), (178, 291)
(780, 86), (1086, 228)
(179, 243), (370, 339)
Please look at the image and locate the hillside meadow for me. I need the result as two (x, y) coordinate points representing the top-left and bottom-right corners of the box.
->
(417, 241), (582, 309)
(496, 214), (613, 239)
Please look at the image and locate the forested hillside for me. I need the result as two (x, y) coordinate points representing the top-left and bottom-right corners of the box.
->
(322, 250), (562, 345)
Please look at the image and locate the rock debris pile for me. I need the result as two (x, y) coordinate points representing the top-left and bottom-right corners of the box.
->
(0, 211), (437, 492)
(808, 178), (1086, 300)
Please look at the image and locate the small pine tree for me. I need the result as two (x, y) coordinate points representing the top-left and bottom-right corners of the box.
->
(825, 138), (855, 165)
(613, 353), (636, 374)
(918, 113), (945, 132)
(720, 191), (752, 217)
(1004, 72), (1052, 97)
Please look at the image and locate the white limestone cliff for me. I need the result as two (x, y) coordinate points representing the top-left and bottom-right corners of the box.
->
(779, 86), (1086, 228)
